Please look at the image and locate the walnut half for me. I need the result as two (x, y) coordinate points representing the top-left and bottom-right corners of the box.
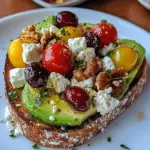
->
(73, 58), (103, 81)
(96, 68), (127, 97)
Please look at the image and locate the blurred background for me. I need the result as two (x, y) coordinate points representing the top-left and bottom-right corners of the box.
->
(0, 0), (150, 31)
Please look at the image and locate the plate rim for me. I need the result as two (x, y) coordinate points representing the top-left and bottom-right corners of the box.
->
(0, 7), (150, 37)
(32, 0), (88, 7)
(0, 7), (150, 150)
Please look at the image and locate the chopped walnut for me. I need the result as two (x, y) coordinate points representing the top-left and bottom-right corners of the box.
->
(96, 68), (127, 97)
(96, 72), (111, 90)
(110, 68), (126, 78)
(112, 80), (120, 87)
(73, 69), (86, 81)
(73, 58), (103, 81)
(20, 25), (41, 43)
(40, 32), (55, 53)
(22, 25), (36, 32)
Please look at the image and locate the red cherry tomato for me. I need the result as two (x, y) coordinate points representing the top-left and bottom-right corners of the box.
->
(64, 86), (90, 112)
(90, 23), (118, 46)
(42, 43), (73, 74)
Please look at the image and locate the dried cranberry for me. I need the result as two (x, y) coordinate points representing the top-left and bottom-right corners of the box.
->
(84, 32), (102, 56)
(56, 11), (78, 27)
(25, 62), (49, 88)
(64, 86), (90, 112)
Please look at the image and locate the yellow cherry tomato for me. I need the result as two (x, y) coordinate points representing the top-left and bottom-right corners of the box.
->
(56, 26), (83, 43)
(111, 45), (138, 72)
(8, 39), (26, 68)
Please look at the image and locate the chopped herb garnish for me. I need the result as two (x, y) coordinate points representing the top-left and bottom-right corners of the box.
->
(8, 90), (17, 100)
(32, 143), (40, 149)
(60, 28), (66, 36)
(34, 98), (41, 106)
(40, 90), (48, 97)
(101, 19), (107, 23)
(87, 143), (91, 146)
(0, 119), (3, 123)
(74, 60), (85, 69)
(9, 130), (16, 138)
(120, 144), (130, 150)
(29, 114), (41, 122)
(71, 148), (76, 150)
(107, 137), (112, 142)
(104, 70), (112, 78)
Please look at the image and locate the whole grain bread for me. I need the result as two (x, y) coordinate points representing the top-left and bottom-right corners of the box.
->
(4, 56), (147, 148)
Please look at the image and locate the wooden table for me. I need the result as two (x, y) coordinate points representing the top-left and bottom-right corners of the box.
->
(0, 0), (150, 31)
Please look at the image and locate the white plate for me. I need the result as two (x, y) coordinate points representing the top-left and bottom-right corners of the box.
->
(0, 8), (150, 150)
(138, 0), (150, 11)
(33, 0), (87, 7)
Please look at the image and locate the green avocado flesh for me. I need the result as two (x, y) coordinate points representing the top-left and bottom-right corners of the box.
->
(22, 84), (96, 126)
(115, 39), (145, 99)
(35, 16), (56, 31)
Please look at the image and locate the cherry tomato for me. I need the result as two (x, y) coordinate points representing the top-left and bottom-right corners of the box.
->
(64, 86), (90, 112)
(90, 23), (118, 46)
(42, 43), (73, 74)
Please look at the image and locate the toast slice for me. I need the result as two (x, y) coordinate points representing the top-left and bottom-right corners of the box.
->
(4, 56), (147, 148)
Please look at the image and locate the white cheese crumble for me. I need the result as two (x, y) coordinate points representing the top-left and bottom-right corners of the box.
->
(100, 43), (115, 56)
(104, 87), (113, 94)
(52, 106), (57, 113)
(49, 116), (55, 121)
(46, 72), (70, 93)
(68, 37), (87, 55)
(5, 106), (22, 136)
(76, 48), (96, 63)
(85, 88), (97, 99)
(5, 106), (11, 120)
(103, 56), (115, 70)
(49, 24), (59, 33)
(94, 90), (120, 115)
(71, 78), (93, 88)
(22, 43), (41, 64)
(9, 68), (26, 88)
(49, 100), (56, 105)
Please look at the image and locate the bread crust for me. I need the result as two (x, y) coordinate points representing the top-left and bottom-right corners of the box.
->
(4, 56), (147, 148)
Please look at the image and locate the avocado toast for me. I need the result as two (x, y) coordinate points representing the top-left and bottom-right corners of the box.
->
(4, 11), (147, 148)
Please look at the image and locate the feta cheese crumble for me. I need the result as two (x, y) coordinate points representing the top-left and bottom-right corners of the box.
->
(5, 106), (11, 120)
(104, 87), (113, 94)
(76, 48), (96, 63)
(49, 24), (59, 33)
(85, 88), (97, 99)
(49, 100), (56, 105)
(100, 43), (115, 56)
(52, 106), (57, 113)
(94, 90), (120, 115)
(49, 116), (55, 121)
(9, 68), (26, 88)
(68, 37), (87, 55)
(5, 106), (22, 136)
(22, 43), (41, 64)
(71, 78), (93, 88)
(46, 72), (70, 93)
(103, 56), (115, 70)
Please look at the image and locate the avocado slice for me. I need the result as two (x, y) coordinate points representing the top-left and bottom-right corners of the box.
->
(22, 84), (96, 126)
(114, 39), (146, 99)
(35, 16), (57, 31)
(79, 22), (95, 33)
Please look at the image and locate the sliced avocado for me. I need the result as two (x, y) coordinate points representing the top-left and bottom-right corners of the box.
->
(22, 84), (96, 126)
(114, 39), (146, 99)
(79, 22), (95, 33)
(35, 16), (56, 31)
